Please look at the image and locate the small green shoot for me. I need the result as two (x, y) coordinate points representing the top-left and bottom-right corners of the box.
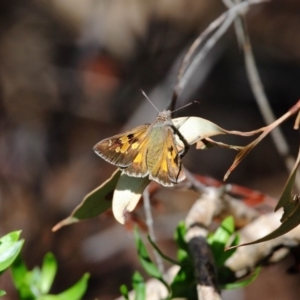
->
(11, 252), (89, 300)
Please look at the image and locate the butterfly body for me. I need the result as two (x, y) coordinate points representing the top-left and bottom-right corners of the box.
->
(94, 110), (185, 187)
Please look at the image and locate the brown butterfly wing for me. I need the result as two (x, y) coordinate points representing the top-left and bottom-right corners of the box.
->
(148, 127), (185, 186)
(122, 138), (149, 177)
(93, 124), (149, 168)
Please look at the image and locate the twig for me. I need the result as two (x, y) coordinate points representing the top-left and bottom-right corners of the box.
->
(176, 13), (227, 88)
(221, 0), (246, 47)
(143, 186), (164, 274)
(171, 0), (267, 111)
(222, 0), (300, 191)
(184, 167), (207, 192)
(243, 23), (298, 175)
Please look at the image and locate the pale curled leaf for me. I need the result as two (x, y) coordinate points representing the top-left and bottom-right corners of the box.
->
(52, 170), (121, 231)
(113, 172), (150, 224)
(173, 116), (227, 147)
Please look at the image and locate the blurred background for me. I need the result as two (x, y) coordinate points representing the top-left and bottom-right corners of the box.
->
(1, 0), (300, 299)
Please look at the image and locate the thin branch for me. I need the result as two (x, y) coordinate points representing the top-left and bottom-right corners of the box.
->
(221, 0), (246, 47)
(176, 13), (227, 86)
(148, 236), (181, 266)
(243, 24), (296, 164)
(184, 168), (207, 192)
(143, 186), (164, 274)
(171, 0), (268, 110)
(222, 0), (300, 191)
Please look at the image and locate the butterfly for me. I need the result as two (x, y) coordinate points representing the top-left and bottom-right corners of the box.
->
(93, 110), (186, 187)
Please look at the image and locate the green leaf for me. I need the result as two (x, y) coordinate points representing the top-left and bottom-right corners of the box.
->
(134, 228), (171, 297)
(170, 267), (197, 299)
(39, 253), (57, 294)
(134, 228), (162, 279)
(177, 249), (189, 264)
(0, 231), (24, 272)
(174, 222), (190, 264)
(120, 285), (130, 300)
(221, 267), (261, 290)
(170, 223), (198, 299)
(174, 222), (188, 253)
(208, 217), (237, 267)
(132, 271), (145, 300)
(31, 267), (43, 297)
(0, 231), (21, 246)
(53, 170), (121, 231)
(0, 290), (6, 297)
(10, 255), (28, 288)
(10, 255), (35, 300)
(11, 253), (89, 300)
(40, 273), (89, 300)
(208, 216), (235, 245)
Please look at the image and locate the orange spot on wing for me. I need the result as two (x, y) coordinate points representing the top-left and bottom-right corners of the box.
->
(131, 142), (139, 149)
(133, 153), (143, 163)
(119, 136), (129, 143)
(120, 142), (130, 153)
(161, 160), (168, 172)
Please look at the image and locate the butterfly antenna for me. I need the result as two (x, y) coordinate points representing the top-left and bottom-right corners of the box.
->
(171, 101), (200, 113)
(140, 89), (160, 113)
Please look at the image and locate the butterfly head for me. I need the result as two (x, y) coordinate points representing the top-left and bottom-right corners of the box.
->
(157, 110), (172, 121)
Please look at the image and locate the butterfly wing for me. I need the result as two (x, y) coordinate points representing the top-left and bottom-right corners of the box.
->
(93, 124), (149, 168)
(148, 127), (185, 186)
(122, 138), (149, 177)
